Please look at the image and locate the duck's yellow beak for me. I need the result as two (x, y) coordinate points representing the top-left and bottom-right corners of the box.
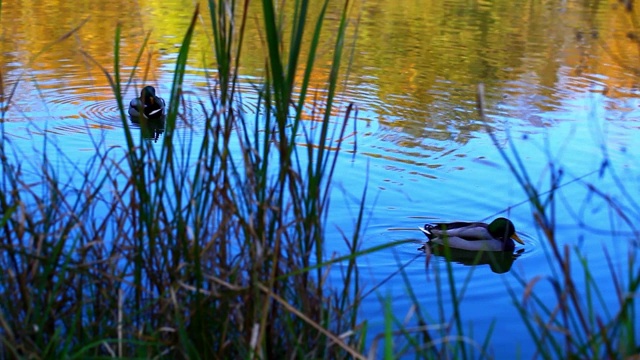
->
(511, 233), (525, 245)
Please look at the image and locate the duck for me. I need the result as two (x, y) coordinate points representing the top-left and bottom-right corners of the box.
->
(418, 217), (525, 252)
(128, 86), (166, 121)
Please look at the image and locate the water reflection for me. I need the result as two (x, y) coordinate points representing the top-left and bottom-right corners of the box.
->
(130, 118), (165, 143)
(421, 243), (524, 274)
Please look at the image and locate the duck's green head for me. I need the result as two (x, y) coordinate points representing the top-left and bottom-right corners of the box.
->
(141, 86), (157, 105)
(488, 217), (525, 244)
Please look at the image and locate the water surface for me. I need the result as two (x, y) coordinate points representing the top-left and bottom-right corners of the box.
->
(2, 0), (639, 357)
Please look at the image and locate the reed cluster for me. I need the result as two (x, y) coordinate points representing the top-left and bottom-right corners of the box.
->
(0, 1), (374, 358)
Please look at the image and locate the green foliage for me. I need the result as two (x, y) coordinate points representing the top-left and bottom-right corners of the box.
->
(0, 0), (380, 358)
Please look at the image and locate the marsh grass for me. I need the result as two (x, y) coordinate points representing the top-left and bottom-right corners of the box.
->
(0, 0), (398, 358)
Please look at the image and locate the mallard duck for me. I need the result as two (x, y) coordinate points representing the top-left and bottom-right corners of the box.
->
(418, 217), (525, 252)
(128, 86), (166, 120)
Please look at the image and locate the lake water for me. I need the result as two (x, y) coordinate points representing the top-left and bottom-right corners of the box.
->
(2, 0), (639, 357)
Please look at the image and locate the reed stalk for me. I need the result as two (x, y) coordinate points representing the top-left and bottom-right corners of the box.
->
(0, 0), (377, 357)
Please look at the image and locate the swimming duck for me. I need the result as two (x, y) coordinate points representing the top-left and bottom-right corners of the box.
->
(419, 217), (525, 252)
(128, 86), (166, 120)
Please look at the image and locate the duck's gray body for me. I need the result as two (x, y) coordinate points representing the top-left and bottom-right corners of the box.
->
(419, 218), (523, 252)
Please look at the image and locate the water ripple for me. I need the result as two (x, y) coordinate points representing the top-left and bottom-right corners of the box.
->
(77, 98), (123, 123)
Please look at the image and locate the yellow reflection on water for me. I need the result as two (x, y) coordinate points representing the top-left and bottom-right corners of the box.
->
(0, 0), (638, 140)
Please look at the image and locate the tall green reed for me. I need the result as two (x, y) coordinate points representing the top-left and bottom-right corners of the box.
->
(0, 0), (383, 358)
(214, 0), (367, 356)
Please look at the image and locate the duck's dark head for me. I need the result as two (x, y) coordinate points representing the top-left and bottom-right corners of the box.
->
(141, 86), (157, 105)
(488, 217), (524, 247)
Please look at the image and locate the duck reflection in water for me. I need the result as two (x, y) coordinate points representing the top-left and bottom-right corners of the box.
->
(132, 121), (164, 142)
(127, 116), (165, 142)
(419, 242), (523, 274)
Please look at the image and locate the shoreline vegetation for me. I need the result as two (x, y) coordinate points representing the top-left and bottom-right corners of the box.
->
(0, 0), (638, 358)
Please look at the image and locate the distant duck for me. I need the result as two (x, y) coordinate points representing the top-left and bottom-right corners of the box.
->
(128, 86), (166, 121)
(419, 217), (525, 252)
